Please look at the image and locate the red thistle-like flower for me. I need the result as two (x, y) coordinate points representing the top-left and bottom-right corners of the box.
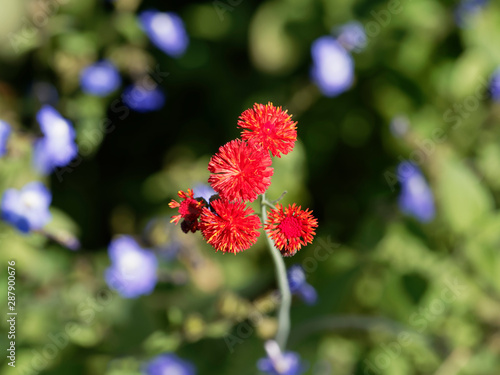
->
(238, 102), (297, 158)
(265, 203), (318, 257)
(200, 198), (261, 253)
(168, 189), (205, 233)
(208, 139), (273, 202)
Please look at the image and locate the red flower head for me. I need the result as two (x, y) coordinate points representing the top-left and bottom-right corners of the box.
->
(200, 198), (261, 253)
(238, 102), (297, 158)
(168, 189), (205, 233)
(208, 139), (273, 202)
(265, 203), (318, 257)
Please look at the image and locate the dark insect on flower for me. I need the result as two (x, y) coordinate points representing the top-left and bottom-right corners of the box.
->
(168, 189), (205, 233)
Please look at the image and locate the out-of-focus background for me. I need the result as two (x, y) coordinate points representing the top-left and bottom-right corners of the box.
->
(1, 0), (500, 374)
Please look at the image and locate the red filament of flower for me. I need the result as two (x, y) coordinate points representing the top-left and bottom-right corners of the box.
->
(278, 216), (302, 238)
(263, 121), (276, 133)
(200, 198), (261, 253)
(208, 139), (273, 202)
(265, 203), (318, 257)
(178, 198), (201, 219)
(238, 102), (297, 158)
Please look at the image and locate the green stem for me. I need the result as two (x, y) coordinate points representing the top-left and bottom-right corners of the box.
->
(261, 193), (291, 350)
(262, 199), (276, 209)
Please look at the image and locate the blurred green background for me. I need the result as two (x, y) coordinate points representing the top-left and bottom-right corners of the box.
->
(1, 0), (500, 374)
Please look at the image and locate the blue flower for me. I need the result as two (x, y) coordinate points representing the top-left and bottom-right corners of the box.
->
(257, 341), (305, 375)
(33, 105), (78, 174)
(105, 236), (158, 298)
(489, 68), (500, 101)
(311, 36), (354, 97)
(144, 353), (196, 375)
(80, 61), (121, 96)
(397, 162), (435, 223)
(287, 265), (317, 305)
(454, 0), (489, 27)
(335, 21), (366, 52)
(0, 120), (12, 157)
(1, 182), (52, 233)
(193, 184), (217, 205)
(139, 10), (189, 58)
(122, 84), (166, 112)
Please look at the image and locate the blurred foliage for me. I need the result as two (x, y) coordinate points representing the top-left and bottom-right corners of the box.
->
(1, 0), (500, 375)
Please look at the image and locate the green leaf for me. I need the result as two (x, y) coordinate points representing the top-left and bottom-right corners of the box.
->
(142, 331), (181, 356)
(464, 214), (500, 294)
(436, 157), (494, 234)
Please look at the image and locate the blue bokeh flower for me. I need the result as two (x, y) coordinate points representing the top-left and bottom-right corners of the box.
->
(335, 21), (367, 52)
(489, 68), (500, 101)
(139, 10), (189, 57)
(37, 105), (75, 140)
(311, 36), (354, 97)
(0, 120), (12, 157)
(287, 265), (317, 305)
(33, 105), (78, 174)
(257, 341), (305, 375)
(1, 182), (52, 233)
(397, 162), (435, 223)
(454, 0), (489, 27)
(122, 84), (166, 112)
(144, 353), (196, 375)
(105, 236), (158, 298)
(80, 60), (121, 96)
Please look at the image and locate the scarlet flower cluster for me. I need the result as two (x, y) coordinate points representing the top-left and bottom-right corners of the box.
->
(170, 102), (318, 256)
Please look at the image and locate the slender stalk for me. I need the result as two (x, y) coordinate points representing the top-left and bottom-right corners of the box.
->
(288, 315), (427, 346)
(261, 193), (291, 350)
(261, 199), (276, 209)
(270, 190), (287, 204)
